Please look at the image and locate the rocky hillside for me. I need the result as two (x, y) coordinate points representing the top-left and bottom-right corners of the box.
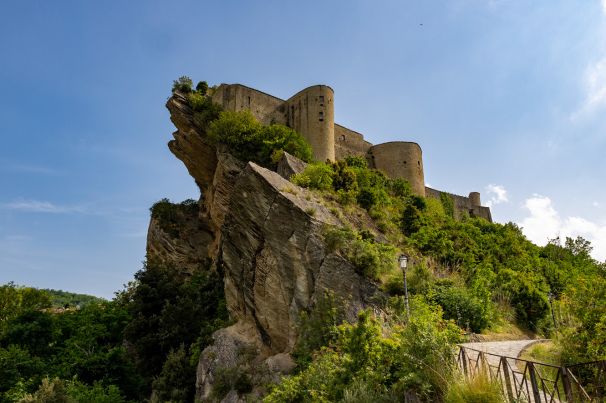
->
(151, 91), (383, 400)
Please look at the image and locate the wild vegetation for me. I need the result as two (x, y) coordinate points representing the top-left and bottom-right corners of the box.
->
(0, 77), (603, 401)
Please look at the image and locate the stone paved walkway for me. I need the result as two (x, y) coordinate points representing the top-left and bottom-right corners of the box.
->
(460, 339), (547, 365)
(459, 340), (553, 402)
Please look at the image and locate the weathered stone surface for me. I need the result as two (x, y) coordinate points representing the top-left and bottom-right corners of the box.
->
(195, 323), (258, 402)
(167, 91), (218, 190)
(146, 207), (213, 273)
(276, 151), (307, 180)
(220, 162), (379, 353)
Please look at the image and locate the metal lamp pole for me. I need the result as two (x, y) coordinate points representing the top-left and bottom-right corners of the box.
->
(399, 254), (410, 319)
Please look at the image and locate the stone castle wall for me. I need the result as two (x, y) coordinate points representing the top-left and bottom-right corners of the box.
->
(368, 142), (425, 197)
(425, 187), (492, 221)
(209, 82), (492, 221)
(334, 124), (372, 159)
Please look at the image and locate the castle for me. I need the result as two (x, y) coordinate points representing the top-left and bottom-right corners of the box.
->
(210, 83), (492, 222)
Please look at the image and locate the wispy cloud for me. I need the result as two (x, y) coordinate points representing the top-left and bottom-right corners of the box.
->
(1, 162), (62, 176)
(519, 195), (606, 261)
(602, 0), (606, 15)
(571, 57), (606, 120)
(2, 199), (86, 214)
(485, 184), (508, 208)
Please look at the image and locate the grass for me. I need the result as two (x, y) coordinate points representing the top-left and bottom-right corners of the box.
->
(519, 341), (561, 365)
(445, 373), (506, 403)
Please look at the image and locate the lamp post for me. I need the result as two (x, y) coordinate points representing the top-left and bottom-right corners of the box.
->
(399, 254), (410, 319)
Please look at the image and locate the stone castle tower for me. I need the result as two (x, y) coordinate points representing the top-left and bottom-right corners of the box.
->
(210, 83), (491, 221)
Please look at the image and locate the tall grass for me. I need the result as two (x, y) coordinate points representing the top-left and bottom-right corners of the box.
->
(445, 373), (506, 403)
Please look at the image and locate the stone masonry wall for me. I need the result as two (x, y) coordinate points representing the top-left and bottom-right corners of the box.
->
(334, 124), (372, 159)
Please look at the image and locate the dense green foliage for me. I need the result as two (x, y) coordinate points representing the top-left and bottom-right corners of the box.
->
(266, 299), (461, 402)
(208, 110), (313, 168)
(324, 227), (396, 280)
(149, 198), (198, 238)
(42, 289), (104, 309)
(291, 158), (606, 342)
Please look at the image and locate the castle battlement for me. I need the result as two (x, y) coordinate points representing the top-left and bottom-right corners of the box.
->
(210, 83), (492, 221)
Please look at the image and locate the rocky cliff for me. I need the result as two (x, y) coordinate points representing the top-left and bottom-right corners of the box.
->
(148, 92), (382, 400)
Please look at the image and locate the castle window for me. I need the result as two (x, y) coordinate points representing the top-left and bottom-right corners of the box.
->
(319, 95), (324, 104)
(319, 111), (324, 122)
(340, 135), (345, 141)
(418, 161), (420, 166)
(403, 160), (407, 164)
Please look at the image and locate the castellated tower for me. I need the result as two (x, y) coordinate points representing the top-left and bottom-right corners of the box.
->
(285, 85), (335, 162)
(469, 192), (481, 207)
(367, 142), (425, 197)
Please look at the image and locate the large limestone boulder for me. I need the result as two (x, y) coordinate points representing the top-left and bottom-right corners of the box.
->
(220, 162), (380, 353)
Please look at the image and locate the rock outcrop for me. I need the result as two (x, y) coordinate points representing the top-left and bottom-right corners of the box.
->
(153, 92), (383, 400)
(276, 151), (307, 180)
(146, 204), (213, 274)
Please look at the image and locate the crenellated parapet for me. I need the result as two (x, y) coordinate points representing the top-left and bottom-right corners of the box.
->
(209, 82), (492, 221)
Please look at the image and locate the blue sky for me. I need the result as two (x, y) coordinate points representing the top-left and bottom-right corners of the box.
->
(1, 1), (605, 298)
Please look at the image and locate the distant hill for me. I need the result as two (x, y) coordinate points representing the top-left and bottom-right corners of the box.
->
(42, 288), (105, 308)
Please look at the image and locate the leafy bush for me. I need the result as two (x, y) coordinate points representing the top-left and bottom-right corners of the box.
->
(266, 300), (460, 402)
(123, 261), (228, 383)
(292, 292), (344, 367)
(324, 227), (395, 280)
(292, 163), (334, 190)
(208, 110), (313, 167)
(172, 76), (193, 93)
(433, 285), (490, 332)
(212, 367), (253, 400)
(149, 198), (198, 238)
(195, 80), (209, 95)
(152, 345), (194, 403)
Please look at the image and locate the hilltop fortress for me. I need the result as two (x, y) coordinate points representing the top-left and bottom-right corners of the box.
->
(210, 83), (492, 221)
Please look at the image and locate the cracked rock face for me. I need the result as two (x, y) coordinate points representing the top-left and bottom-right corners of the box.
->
(220, 162), (379, 353)
(156, 92), (382, 400)
(146, 205), (213, 274)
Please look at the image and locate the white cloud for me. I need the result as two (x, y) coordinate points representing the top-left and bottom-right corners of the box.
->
(2, 199), (86, 214)
(485, 184), (509, 207)
(602, 0), (606, 15)
(519, 195), (606, 261)
(572, 56), (606, 120)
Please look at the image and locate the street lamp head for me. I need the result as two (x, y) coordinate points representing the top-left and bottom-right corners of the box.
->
(398, 254), (408, 269)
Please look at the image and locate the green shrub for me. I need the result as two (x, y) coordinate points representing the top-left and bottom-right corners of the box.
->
(292, 163), (334, 190)
(324, 227), (395, 280)
(267, 301), (460, 402)
(440, 192), (455, 219)
(292, 292), (344, 368)
(172, 76), (193, 93)
(152, 345), (194, 403)
(433, 285), (490, 332)
(209, 110), (312, 167)
(149, 198), (198, 238)
(195, 80), (209, 95)
(211, 367), (252, 400)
